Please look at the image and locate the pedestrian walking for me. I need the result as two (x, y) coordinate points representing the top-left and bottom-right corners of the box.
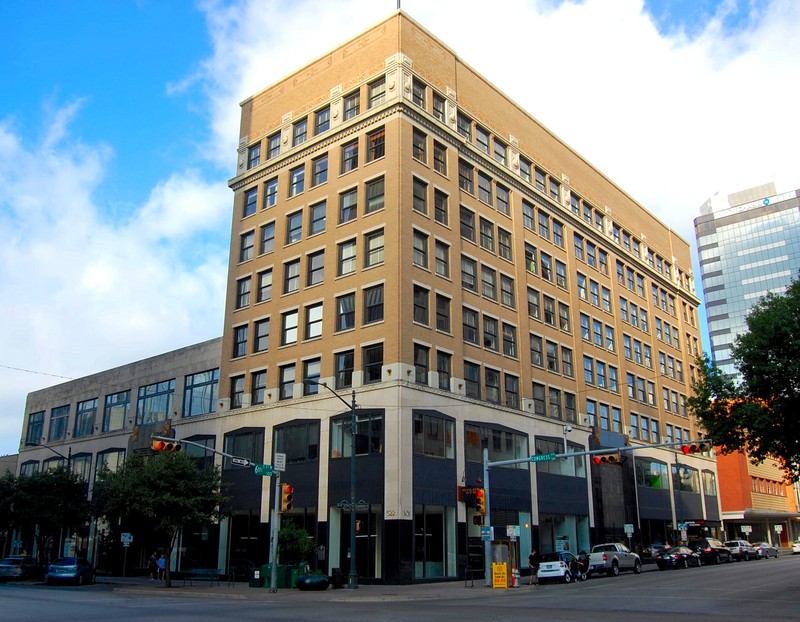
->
(528, 548), (540, 585)
(147, 552), (158, 580)
(157, 554), (166, 580)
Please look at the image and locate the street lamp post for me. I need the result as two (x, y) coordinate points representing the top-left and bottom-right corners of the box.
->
(305, 379), (359, 589)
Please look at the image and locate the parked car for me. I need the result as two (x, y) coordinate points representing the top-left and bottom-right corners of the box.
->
(755, 542), (779, 558)
(46, 557), (95, 585)
(537, 551), (584, 583)
(655, 546), (703, 570)
(724, 540), (758, 561)
(0, 556), (44, 580)
(587, 542), (642, 576)
(792, 539), (800, 554)
(688, 538), (733, 565)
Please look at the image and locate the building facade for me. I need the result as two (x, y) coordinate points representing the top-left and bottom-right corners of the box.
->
(695, 184), (800, 544)
(16, 12), (716, 584)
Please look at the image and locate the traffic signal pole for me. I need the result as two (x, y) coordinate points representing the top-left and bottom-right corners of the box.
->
(269, 473), (281, 592)
(482, 438), (711, 585)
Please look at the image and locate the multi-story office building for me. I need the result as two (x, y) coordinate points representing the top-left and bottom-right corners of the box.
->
(695, 184), (800, 543)
(16, 11), (715, 584)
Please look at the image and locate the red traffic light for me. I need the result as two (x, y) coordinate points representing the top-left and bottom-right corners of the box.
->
(681, 442), (711, 455)
(474, 488), (486, 515)
(151, 439), (181, 452)
(592, 452), (621, 465)
(280, 483), (294, 513)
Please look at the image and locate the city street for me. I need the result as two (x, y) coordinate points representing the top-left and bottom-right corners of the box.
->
(1, 556), (798, 621)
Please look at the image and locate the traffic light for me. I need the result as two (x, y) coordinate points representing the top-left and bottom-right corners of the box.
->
(681, 441), (712, 455)
(151, 439), (182, 452)
(280, 483), (294, 513)
(591, 452), (621, 465)
(475, 488), (486, 516)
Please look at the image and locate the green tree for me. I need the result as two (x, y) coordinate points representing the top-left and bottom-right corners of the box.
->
(0, 471), (17, 553)
(13, 467), (91, 560)
(278, 519), (315, 565)
(689, 279), (800, 480)
(92, 451), (224, 586)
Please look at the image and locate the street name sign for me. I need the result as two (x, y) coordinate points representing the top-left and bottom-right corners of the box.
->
(530, 453), (557, 463)
(254, 463), (274, 477)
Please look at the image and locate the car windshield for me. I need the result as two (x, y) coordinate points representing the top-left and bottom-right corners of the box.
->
(723, 542), (739, 547)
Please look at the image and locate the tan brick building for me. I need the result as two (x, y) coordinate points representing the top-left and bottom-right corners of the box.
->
(16, 11), (716, 584)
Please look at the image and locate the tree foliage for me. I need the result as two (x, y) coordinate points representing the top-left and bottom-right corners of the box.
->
(688, 279), (800, 480)
(278, 519), (315, 564)
(92, 451), (225, 585)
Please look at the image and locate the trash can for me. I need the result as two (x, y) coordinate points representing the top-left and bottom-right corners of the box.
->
(330, 567), (343, 589)
(249, 568), (263, 588)
(261, 564), (273, 588)
(290, 566), (301, 588)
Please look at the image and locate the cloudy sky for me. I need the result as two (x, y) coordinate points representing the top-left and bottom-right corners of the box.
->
(1, 0), (798, 457)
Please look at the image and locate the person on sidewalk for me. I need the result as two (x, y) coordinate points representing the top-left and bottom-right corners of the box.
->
(147, 553), (158, 581)
(528, 548), (540, 585)
(157, 554), (166, 580)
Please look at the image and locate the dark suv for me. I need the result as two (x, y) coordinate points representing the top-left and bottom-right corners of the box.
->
(688, 538), (732, 564)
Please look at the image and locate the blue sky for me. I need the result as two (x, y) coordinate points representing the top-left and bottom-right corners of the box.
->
(1, 0), (798, 456)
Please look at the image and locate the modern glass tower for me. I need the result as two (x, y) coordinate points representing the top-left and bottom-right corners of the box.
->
(694, 183), (800, 377)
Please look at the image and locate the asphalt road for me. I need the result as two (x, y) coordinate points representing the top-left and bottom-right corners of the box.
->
(1, 555), (798, 621)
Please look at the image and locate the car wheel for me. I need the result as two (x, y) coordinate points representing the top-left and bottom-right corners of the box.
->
(774, 551), (779, 558)
(697, 558), (703, 567)
(609, 562), (620, 577)
(633, 560), (642, 574)
(713, 554), (720, 565)
(563, 571), (572, 583)
(744, 553), (750, 561)
(682, 558), (689, 569)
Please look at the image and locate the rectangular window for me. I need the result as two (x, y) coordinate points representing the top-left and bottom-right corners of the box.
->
(501, 274), (515, 308)
(312, 154), (328, 186)
(292, 118), (307, 146)
(289, 166), (305, 196)
(413, 285), (429, 325)
(233, 324), (248, 357)
(343, 90), (360, 120)
(457, 112), (472, 140)
(364, 284), (384, 324)
(264, 177), (278, 208)
(460, 206), (475, 241)
(520, 157), (531, 182)
(136, 380), (175, 425)
(436, 294), (451, 333)
(305, 303), (323, 339)
(463, 307), (479, 344)
(267, 132), (280, 159)
(485, 368), (501, 404)
(336, 293), (355, 331)
(548, 388), (562, 420)
(553, 220), (564, 247)
(505, 374), (519, 408)
(543, 295), (556, 326)
(251, 371), (266, 405)
(562, 346), (574, 377)
(286, 211), (303, 245)
(240, 230), (254, 262)
(279, 365), (295, 400)
(478, 172), (493, 205)
(540, 253), (552, 281)
(498, 228), (512, 261)
(309, 201), (326, 235)
(231, 376), (244, 409)
(538, 211), (550, 239)
(341, 140), (359, 173)
(236, 277), (251, 309)
(458, 160), (474, 193)
(461, 256), (477, 291)
(257, 269), (272, 302)
(102, 392), (128, 433)
(363, 343), (384, 383)
(412, 79), (427, 108)
(494, 140), (507, 165)
(546, 340), (559, 372)
(254, 318), (270, 352)
(243, 187), (257, 218)
(413, 230), (428, 268)
(302, 359), (321, 396)
(339, 188), (357, 223)
(74, 398), (97, 439)
(283, 259), (300, 293)
(527, 287), (541, 320)
(365, 177), (385, 213)
(414, 344), (429, 384)
(476, 126), (490, 153)
(412, 128), (427, 163)
(413, 177), (428, 214)
(556, 260), (567, 289)
(481, 266), (496, 300)
(496, 183), (510, 215)
(368, 77), (386, 108)
(259, 222), (275, 254)
(483, 316), (498, 351)
(479, 217), (494, 251)
(364, 229), (384, 267)
(435, 241), (450, 278)
(433, 141), (447, 175)
(533, 382), (546, 415)
(338, 239), (356, 276)
(315, 106), (330, 134)
(247, 143), (260, 169)
(281, 310), (298, 345)
(464, 361), (480, 399)
(335, 350), (354, 389)
(367, 127), (385, 161)
(433, 92), (446, 121)
(525, 243), (537, 274)
(530, 334), (543, 367)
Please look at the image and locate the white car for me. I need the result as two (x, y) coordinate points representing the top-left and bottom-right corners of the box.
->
(792, 540), (800, 554)
(537, 551), (584, 583)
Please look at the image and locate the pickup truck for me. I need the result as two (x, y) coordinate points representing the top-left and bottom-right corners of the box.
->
(587, 543), (642, 576)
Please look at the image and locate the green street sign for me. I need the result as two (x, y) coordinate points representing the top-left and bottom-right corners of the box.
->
(530, 453), (557, 463)
(254, 463), (273, 477)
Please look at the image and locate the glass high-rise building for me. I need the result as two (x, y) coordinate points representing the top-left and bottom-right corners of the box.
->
(695, 183), (800, 377)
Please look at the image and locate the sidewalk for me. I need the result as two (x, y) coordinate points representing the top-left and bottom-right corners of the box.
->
(99, 575), (532, 602)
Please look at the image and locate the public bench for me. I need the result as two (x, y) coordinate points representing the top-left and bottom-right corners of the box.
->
(183, 568), (221, 586)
